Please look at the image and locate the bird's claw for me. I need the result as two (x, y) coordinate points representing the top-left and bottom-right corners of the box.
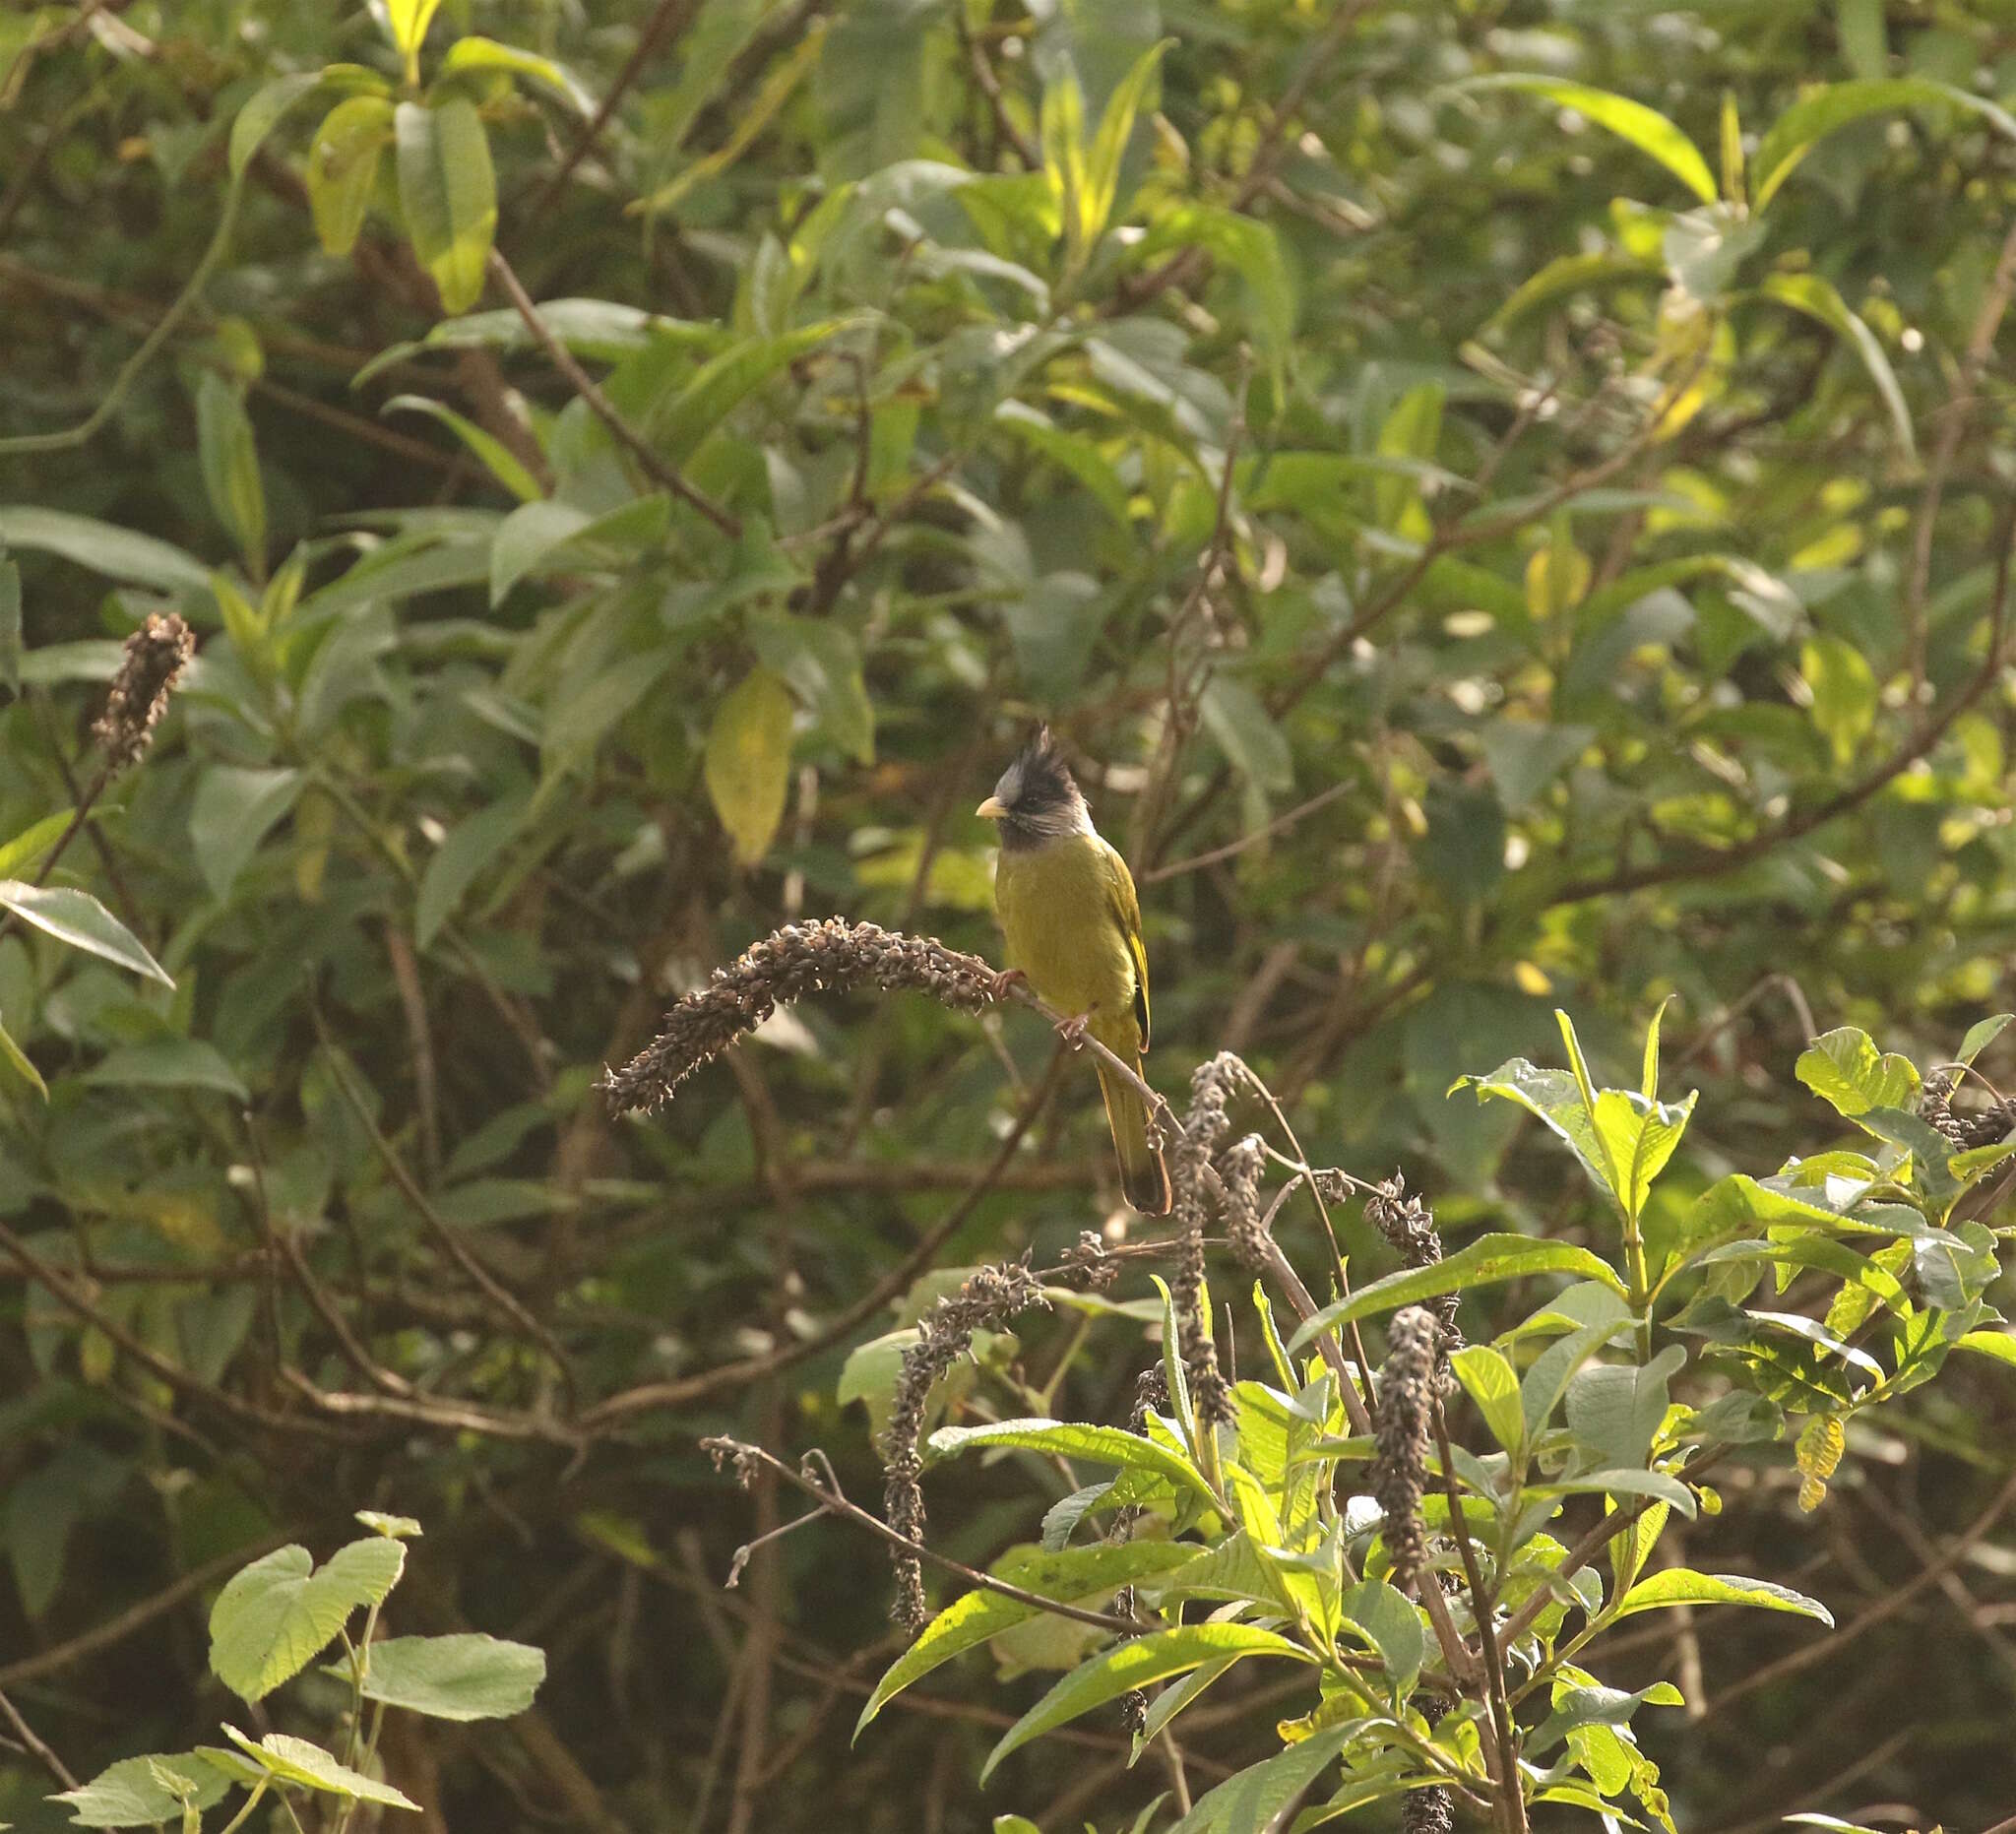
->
(988, 968), (1027, 1001)
(1055, 1010), (1093, 1046)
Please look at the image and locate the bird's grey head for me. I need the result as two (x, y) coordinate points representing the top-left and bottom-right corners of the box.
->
(977, 726), (1094, 851)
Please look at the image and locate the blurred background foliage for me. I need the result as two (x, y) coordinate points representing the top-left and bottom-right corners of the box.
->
(1, 0), (2015, 1829)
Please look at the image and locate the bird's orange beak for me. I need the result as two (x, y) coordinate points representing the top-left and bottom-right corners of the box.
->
(975, 796), (1009, 820)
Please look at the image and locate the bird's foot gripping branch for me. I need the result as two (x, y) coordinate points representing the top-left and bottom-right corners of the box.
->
(606, 922), (2016, 1833)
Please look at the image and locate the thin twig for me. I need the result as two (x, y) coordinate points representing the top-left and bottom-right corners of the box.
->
(703, 1437), (1152, 1636)
(0, 1687), (78, 1790)
(486, 248), (739, 537)
(532, 0), (701, 216)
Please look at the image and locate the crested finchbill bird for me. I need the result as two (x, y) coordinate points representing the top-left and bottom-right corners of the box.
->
(976, 728), (1173, 1216)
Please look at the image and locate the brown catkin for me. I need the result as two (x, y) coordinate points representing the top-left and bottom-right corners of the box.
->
(1168, 1054), (1239, 1427)
(880, 1259), (1049, 1634)
(1365, 1173), (1462, 1377)
(1373, 1305), (1437, 1593)
(598, 920), (1002, 1112)
(1402, 1699), (1454, 1834)
(92, 612), (194, 774)
(1920, 1071), (2016, 1150)
(1218, 1132), (1270, 1269)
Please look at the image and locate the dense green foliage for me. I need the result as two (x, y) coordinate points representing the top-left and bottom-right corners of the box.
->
(3, 0), (2016, 1829)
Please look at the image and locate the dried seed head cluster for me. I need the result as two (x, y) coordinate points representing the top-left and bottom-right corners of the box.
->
(1403, 1700), (1455, 1834)
(93, 612), (194, 774)
(1057, 1230), (1120, 1290)
(1373, 1305), (1437, 1594)
(1129, 1360), (1169, 1432)
(1366, 1172), (1462, 1375)
(881, 1259), (1049, 1635)
(1168, 1054), (1240, 1427)
(1920, 1072), (2016, 1150)
(598, 920), (1001, 1112)
(1217, 1132), (1270, 1269)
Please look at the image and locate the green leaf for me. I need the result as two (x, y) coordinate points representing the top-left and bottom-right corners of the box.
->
(1288, 1235), (1624, 1353)
(1166, 1722), (1372, 1834)
(1564, 1345), (1685, 1469)
(385, 0), (446, 67)
(1613, 1568), (1834, 1625)
(1450, 1345), (1523, 1456)
(437, 37), (595, 113)
(1526, 1682), (1683, 1755)
(1454, 1056), (1612, 1204)
(1759, 272), (1915, 460)
(189, 766), (304, 904)
(1199, 676), (1292, 795)
(85, 1039), (249, 1103)
(1461, 77), (1718, 205)
(1137, 208), (1297, 355)
(396, 98), (497, 316)
(350, 1632), (545, 1721)
(355, 1511), (423, 1539)
(1082, 40), (1167, 245)
(196, 376), (267, 570)
(1956, 1329), (2016, 1367)
(703, 667), (795, 867)
(0, 882), (171, 985)
(647, 319), (859, 467)
(1592, 1086), (1699, 1221)
(1531, 1468), (1698, 1519)
(383, 397), (541, 504)
(1799, 635), (1879, 768)
(1488, 250), (1664, 332)
(51, 1755), (234, 1828)
(0, 507), (209, 595)
(1796, 1027), (1919, 1119)
(926, 1419), (1217, 1503)
(750, 614), (874, 766)
(219, 1729), (418, 1809)
(1751, 78), (2016, 211)
(0, 809), (80, 882)
(854, 1542), (1201, 1737)
(1958, 1014), (2014, 1066)
(306, 95), (394, 256)
(488, 500), (592, 604)
(0, 1013), (45, 1100)
(979, 1624), (1313, 1782)
(229, 72), (333, 178)
(416, 791), (529, 950)
(1337, 1577), (1423, 1694)
(207, 1538), (406, 1703)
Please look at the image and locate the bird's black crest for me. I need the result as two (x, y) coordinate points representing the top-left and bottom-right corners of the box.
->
(1012, 725), (1079, 810)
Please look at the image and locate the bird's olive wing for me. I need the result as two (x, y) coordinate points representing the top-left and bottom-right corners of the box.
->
(1100, 840), (1151, 1052)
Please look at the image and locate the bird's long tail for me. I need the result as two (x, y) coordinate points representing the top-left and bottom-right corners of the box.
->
(1096, 1055), (1172, 1216)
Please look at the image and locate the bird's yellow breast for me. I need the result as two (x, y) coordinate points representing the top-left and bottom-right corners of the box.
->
(993, 833), (1139, 1039)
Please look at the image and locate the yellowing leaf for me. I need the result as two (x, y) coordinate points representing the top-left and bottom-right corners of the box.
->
(385, 0), (446, 77)
(306, 95), (393, 257)
(396, 99), (496, 316)
(704, 668), (795, 867)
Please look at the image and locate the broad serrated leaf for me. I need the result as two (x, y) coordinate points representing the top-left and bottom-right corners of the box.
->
(351, 1633), (545, 1721)
(980, 1624), (1314, 1781)
(1288, 1235), (1624, 1353)
(855, 1542), (1200, 1737)
(926, 1419), (1216, 1502)
(50, 1755), (233, 1828)
(208, 1538), (406, 1703)
(220, 1729), (418, 1809)
(1613, 1567), (1834, 1625)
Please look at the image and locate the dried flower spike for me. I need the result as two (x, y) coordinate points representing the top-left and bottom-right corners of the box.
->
(1166, 1054), (1239, 1427)
(598, 919), (1002, 1113)
(881, 1259), (1048, 1634)
(1366, 1172), (1462, 1374)
(1373, 1305), (1436, 1593)
(93, 612), (194, 774)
